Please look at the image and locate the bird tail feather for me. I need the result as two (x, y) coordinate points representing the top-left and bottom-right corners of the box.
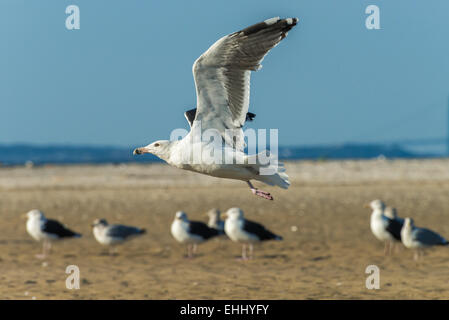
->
(247, 151), (290, 189)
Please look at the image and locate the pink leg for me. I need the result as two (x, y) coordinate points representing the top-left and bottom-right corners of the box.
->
(185, 244), (195, 259)
(389, 241), (395, 256)
(239, 244), (248, 260)
(236, 244), (248, 261)
(383, 241), (390, 256)
(413, 250), (419, 262)
(394, 242), (401, 254)
(247, 181), (273, 200)
(36, 240), (48, 259)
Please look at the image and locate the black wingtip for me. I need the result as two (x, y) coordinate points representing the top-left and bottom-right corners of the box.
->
(246, 112), (256, 122)
(440, 239), (449, 246)
(241, 17), (299, 36)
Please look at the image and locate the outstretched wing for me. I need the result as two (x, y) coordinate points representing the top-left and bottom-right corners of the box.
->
(191, 17), (298, 150)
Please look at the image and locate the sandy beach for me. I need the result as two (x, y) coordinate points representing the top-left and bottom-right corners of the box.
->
(1, 159), (449, 299)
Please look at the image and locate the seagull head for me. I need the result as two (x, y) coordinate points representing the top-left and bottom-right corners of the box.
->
(224, 207), (244, 220)
(133, 140), (172, 160)
(207, 208), (221, 226)
(384, 207), (397, 219)
(365, 199), (385, 211)
(175, 211), (188, 221)
(25, 209), (45, 221)
(92, 218), (108, 228)
(404, 217), (414, 229)
(207, 208), (221, 219)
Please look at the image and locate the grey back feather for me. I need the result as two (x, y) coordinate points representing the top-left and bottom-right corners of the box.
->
(412, 227), (448, 246)
(106, 225), (144, 239)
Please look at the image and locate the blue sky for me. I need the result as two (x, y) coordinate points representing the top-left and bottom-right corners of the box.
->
(1, 0), (448, 151)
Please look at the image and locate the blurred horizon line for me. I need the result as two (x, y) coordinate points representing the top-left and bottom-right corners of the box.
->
(0, 141), (446, 167)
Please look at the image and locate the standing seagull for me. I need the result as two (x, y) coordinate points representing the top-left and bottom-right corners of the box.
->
(384, 206), (404, 252)
(401, 218), (448, 261)
(207, 208), (225, 235)
(91, 219), (146, 255)
(25, 209), (81, 259)
(365, 200), (402, 255)
(134, 17), (298, 200)
(224, 207), (282, 260)
(171, 211), (220, 258)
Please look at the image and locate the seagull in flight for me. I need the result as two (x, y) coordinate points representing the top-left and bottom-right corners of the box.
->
(134, 17), (298, 200)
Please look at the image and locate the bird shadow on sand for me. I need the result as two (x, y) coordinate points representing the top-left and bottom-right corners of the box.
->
(232, 254), (289, 260)
(309, 255), (332, 262)
(182, 253), (206, 260)
(261, 254), (289, 260)
(97, 250), (161, 259)
(0, 239), (34, 245)
(98, 251), (119, 257)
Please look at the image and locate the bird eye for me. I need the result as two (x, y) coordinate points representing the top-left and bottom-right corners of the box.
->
(154, 143), (160, 147)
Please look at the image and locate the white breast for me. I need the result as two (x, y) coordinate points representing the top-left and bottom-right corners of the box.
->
(370, 212), (393, 242)
(93, 227), (120, 245)
(401, 227), (422, 249)
(171, 220), (204, 244)
(225, 218), (259, 243)
(26, 217), (42, 241)
(168, 137), (253, 181)
(26, 217), (57, 241)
